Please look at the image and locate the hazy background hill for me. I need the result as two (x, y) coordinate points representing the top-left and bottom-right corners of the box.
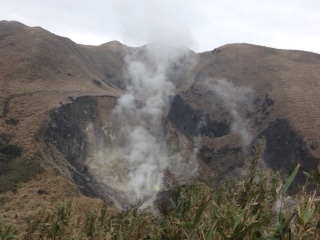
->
(1, 21), (320, 224)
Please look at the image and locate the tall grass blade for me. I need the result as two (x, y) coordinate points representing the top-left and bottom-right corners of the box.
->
(192, 199), (210, 228)
(205, 229), (213, 240)
(177, 222), (194, 229)
(303, 206), (315, 224)
(280, 164), (300, 195)
(232, 210), (245, 232)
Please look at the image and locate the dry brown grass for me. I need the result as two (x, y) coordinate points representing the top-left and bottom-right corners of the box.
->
(0, 172), (107, 227)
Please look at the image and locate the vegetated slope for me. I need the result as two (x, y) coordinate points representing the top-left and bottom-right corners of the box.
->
(0, 21), (127, 224)
(0, 21), (320, 224)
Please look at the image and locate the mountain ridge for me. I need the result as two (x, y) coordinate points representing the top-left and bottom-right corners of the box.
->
(1, 21), (320, 223)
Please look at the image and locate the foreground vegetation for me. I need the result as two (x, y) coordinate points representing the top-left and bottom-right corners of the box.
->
(0, 141), (43, 194)
(1, 145), (320, 239)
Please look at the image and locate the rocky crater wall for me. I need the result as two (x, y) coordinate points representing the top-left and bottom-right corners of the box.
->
(39, 93), (237, 206)
(38, 94), (320, 205)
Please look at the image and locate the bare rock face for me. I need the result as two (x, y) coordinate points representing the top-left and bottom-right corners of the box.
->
(256, 119), (319, 193)
(1, 21), (320, 207)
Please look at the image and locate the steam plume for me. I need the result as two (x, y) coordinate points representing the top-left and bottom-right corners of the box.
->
(85, 1), (198, 205)
(112, 44), (194, 203)
(207, 79), (254, 145)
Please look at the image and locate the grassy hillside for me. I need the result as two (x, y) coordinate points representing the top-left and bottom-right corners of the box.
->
(1, 143), (320, 239)
(1, 21), (320, 239)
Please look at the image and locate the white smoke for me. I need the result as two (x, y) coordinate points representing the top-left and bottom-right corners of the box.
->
(111, 43), (194, 203)
(83, 0), (198, 205)
(188, 118), (206, 176)
(189, 135), (201, 175)
(112, 0), (196, 49)
(207, 79), (254, 145)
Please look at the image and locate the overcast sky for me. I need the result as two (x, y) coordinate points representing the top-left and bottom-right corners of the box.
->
(1, 0), (319, 53)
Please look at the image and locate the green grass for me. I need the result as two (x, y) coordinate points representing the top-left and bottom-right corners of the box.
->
(0, 141), (43, 193)
(0, 222), (16, 240)
(1, 142), (320, 239)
